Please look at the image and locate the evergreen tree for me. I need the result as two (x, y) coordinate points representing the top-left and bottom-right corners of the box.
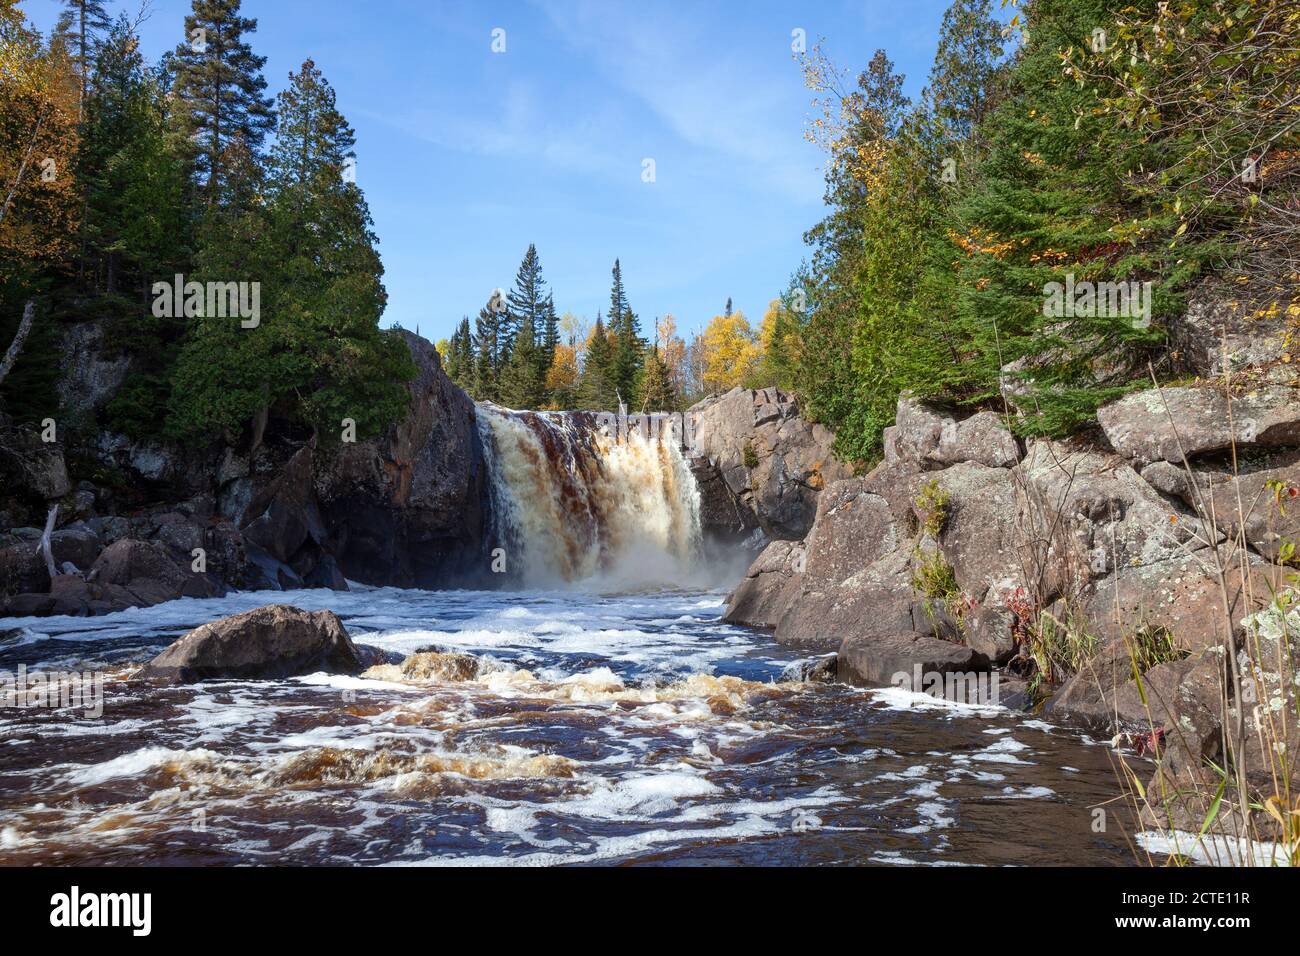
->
(168, 58), (413, 443)
(638, 342), (677, 412)
(170, 0), (275, 205)
(498, 315), (545, 409)
(444, 316), (474, 388)
(473, 301), (505, 402)
(538, 292), (559, 380)
(504, 243), (547, 363)
(577, 312), (616, 410)
(927, 0), (1005, 141)
(54, 0), (111, 118)
(605, 259), (643, 404)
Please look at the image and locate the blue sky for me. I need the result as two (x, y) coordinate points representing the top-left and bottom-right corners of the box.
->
(23, 0), (969, 341)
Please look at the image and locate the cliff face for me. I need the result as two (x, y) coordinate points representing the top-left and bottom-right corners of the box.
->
(723, 297), (1300, 837)
(686, 386), (850, 544)
(0, 329), (491, 616)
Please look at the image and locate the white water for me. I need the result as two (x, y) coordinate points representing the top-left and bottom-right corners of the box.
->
(475, 405), (703, 588)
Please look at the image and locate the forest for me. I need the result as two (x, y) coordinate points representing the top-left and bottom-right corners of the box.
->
(2, 0), (1297, 466)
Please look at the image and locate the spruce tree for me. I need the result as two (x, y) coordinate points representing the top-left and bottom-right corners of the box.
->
(55, 0), (111, 118)
(504, 243), (547, 364)
(170, 0), (275, 205)
(638, 343), (677, 412)
(168, 58), (413, 443)
(577, 312), (616, 410)
(498, 315), (545, 409)
(473, 302), (504, 402)
(605, 259), (643, 404)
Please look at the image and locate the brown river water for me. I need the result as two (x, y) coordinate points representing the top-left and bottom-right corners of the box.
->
(0, 585), (1147, 866)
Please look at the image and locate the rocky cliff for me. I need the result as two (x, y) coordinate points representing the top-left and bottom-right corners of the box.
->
(0, 328), (491, 616)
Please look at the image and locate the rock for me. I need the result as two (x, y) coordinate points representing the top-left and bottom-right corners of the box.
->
(885, 398), (1019, 469)
(1077, 553), (1272, 655)
(0, 426), (70, 500)
(837, 632), (987, 688)
(1018, 440), (1216, 592)
(723, 539), (805, 628)
(240, 443), (324, 565)
(56, 319), (132, 415)
(90, 538), (220, 606)
(314, 331), (491, 588)
(364, 650), (480, 683)
(135, 604), (362, 683)
(780, 654), (838, 683)
(1168, 281), (1290, 377)
(965, 605), (1018, 665)
(0, 536), (51, 595)
(94, 432), (177, 483)
(685, 386), (850, 541)
(1098, 384), (1300, 464)
(776, 548), (920, 651)
(49, 527), (101, 571)
(921, 461), (1024, 604)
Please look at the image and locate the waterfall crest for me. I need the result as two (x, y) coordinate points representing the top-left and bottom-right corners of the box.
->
(475, 404), (702, 587)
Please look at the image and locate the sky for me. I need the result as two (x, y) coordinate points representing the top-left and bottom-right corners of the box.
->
(23, 0), (971, 342)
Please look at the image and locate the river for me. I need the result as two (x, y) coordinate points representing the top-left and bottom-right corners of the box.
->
(0, 582), (1141, 866)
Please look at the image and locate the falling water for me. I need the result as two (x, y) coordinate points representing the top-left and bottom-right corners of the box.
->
(475, 404), (703, 587)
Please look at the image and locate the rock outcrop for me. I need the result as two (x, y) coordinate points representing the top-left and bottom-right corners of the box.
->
(1, 330), (490, 617)
(686, 387), (849, 542)
(135, 604), (362, 682)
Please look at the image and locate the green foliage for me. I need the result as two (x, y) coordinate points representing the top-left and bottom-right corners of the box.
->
(578, 313), (617, 410)
(637, 343), (677, 413)
(914, 479), (950, 538)
(741, 439), (759, 470)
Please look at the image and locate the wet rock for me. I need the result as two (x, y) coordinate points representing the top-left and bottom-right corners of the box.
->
(837, 632), (987, 688)
(135, 604), (362, 683)
(780, 654), (837, 683)
(1097, 384), (1300, 464)
(723, 539), (805, 628)
(90, 538), (220, 606)
(366, 650), (481, 683)
(686, 386), (850, 541)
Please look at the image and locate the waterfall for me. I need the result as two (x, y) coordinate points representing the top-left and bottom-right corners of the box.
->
(475, 404), (703, 587)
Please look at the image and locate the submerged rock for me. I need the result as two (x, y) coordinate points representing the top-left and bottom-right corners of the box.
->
(780, 654), (837, 684)
(135, 604), (362, 682)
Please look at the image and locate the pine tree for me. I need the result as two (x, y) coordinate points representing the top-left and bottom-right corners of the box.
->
(170, 0), (275, 205)
(473, 302), (504, 402)
(498, 315), (545, 409)
(444, 316), (474, 388)
(504, 243), (547, 364)
(54, 0), (111, 119)
(605, 259), (643, 404)
(638, 343), (677, 412)
(577, 312), (616, 410)
(538, 292), (559, 379)
(927, 0), (1005, 141)
(168, 58), (413, 443)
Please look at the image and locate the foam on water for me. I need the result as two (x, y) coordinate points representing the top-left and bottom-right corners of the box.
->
(0, 585), (1149, 866)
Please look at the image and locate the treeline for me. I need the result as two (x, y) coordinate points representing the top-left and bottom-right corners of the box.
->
(762, 0), (1298, 463)
(0, 0), (411, 449)
(438, 249), (787, 413)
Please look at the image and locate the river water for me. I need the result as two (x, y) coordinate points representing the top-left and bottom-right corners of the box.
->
(0, 583), (1143, 866)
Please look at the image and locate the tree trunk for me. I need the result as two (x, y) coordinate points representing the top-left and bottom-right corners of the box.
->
(0, 105), (49, 227)
(0, 300), (36, 388)
(37, 505), (58, 581)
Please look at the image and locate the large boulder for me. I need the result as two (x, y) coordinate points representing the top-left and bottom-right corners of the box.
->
(838, 632), (988, 688)
(883, 398), (1020, 470)
(90, 538), (219, 606)
(686, 386), (849, 541)
(723, 538), (805, 628)
(1098, 384), (1300, 464)
(135, 604), (362, 682)
(314, 331), (491, 588)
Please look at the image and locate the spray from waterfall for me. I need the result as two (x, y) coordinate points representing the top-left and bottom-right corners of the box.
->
(475, 404), (703, 587)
